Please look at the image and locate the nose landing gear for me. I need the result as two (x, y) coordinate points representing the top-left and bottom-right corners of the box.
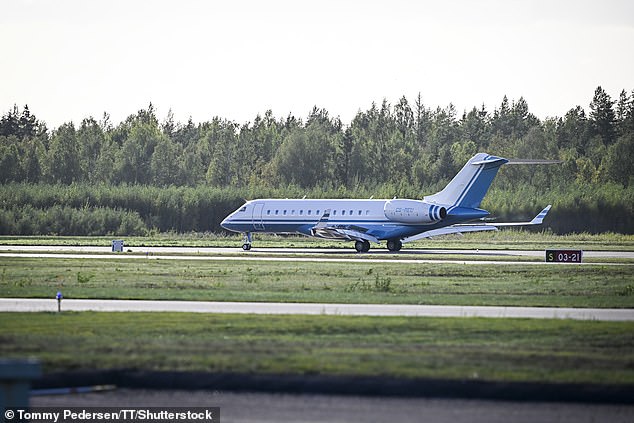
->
(242, 232), (252, 251)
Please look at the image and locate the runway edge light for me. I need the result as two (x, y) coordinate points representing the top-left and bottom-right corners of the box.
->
(56, 291), (63, 312)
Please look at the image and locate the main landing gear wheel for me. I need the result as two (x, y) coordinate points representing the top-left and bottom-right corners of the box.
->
(355, 240), (371, 253)
(387, 239), (402, 252)
(242, 243), (251, 251)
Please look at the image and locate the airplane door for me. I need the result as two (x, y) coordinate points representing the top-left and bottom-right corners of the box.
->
(252, 202), (265, 230)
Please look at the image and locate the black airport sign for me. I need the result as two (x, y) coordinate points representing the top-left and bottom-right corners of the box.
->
(545, 250), (583, 263)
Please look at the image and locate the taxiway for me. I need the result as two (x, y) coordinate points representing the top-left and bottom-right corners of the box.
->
(0, 245), (632, 266)
(1, 244), (633, 259)
(2, 298), (633, 321)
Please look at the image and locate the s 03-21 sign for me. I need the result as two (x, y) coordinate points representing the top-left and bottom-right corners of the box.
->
(545, 250), (583, 263)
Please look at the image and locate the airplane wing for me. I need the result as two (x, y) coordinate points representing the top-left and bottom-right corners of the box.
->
(402, 205), (551, 243)
(403, 225), (498, 242)
(310, 210), (380, 244)
(490, 205), (551, 226)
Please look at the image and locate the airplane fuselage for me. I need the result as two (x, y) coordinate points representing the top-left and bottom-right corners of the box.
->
(221, 198), (485, 242)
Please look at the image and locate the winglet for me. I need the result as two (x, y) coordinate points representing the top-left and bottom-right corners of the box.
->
(314, 209), (331, 229)
(530, 205), (552, 225)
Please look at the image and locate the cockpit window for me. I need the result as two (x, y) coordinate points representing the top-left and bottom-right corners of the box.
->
(239, 206), (247, 212)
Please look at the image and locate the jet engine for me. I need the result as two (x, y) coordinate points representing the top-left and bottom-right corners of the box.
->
(383, 199), (446, 223)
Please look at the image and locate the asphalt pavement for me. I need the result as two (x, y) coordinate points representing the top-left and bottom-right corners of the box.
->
(31, 389), (634, 423)
(2, 298), (633, 321)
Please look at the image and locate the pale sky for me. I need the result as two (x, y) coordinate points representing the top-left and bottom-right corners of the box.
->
(1, 0), (633, 129)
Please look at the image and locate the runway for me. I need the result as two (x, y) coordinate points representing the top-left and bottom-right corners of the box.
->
(0, 252), (553, 265)
(0, 245), (632, 266)
(32, 388), (634, 423)
(1, 244), (633, 258)
(2, 298), (633, 321)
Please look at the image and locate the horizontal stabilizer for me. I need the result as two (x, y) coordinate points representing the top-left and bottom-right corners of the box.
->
(471, 157), (509, 165)
(505, 159), (562, 165)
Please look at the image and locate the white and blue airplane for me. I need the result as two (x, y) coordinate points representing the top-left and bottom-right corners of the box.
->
(221, 153), (552, 252)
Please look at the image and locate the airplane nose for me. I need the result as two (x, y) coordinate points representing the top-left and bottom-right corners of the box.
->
(221, 215), (238, 232)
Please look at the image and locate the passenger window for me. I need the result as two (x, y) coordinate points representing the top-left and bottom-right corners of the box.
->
(284, 210), (287, 215)
(358, 210), (362, 215)
(333, 210), (337, 215)
(300, 210), (303, 215)
(267, 210), (271, 215)
(308, 210), (312, 215)
(365, 210), (370, 215)
(316, 210), (320, 215)
(342, 210), (346, 215)
(349, 210), (353, 215)
(275, 210), (279, 215)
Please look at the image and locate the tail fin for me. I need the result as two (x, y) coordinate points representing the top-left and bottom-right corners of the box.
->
(424, 153), (508, 209)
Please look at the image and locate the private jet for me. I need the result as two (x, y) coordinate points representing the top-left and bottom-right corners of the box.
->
(221, 153), (552, 252)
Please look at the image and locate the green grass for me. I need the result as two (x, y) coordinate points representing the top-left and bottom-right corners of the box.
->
(2, 233), (631, 389)
(1, 312), (632, 385)
(1, 257), (633, 308)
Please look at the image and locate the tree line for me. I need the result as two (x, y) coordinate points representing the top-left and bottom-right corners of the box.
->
(0, 182), (631, 235)
(0, 86), (633, 235)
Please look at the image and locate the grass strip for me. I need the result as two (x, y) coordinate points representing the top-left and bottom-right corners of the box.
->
(1, 312), (632, 385)
(1, 257), (633, 308)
